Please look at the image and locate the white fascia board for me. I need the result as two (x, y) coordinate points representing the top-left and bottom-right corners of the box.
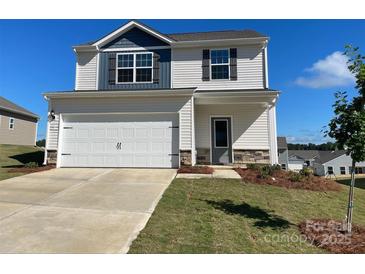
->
(43, 88), (196, 100)
(171, 37), (269, 48)
(92, 21), (174, 48)
(194, 90), (279, 105)
(72, 45), (98, 53)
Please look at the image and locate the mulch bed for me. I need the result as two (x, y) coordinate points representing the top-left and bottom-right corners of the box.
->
(299, 219), (365, 253)
(178, 166), (214, 174)
(234, 168), (341, 191)
(7, 165), (55, 174)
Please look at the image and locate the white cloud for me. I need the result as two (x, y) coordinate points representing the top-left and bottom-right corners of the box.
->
(286, 130), (332, 144)
(295, 51), (355, 89)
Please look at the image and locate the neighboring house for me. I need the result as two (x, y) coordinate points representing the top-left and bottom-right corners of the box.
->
(313, 151), (365, 177)
(43, 20), (280, 168)
(288, 150), (319, 171)
(277, 136), (288, 170)
(0, 96), (39, 146)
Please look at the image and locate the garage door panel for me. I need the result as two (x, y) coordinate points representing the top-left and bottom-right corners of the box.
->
(60, 114), (179, 168)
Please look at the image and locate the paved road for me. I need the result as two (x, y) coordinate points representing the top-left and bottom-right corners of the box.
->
(0, 168), (176, 253)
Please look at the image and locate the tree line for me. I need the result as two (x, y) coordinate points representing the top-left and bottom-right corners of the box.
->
(287, 142), (338, 151)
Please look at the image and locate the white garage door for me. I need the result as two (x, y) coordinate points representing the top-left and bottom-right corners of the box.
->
(59, 114), (179, 168)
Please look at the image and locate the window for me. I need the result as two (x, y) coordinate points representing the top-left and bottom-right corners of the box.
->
(211, 49), (229, 80)
(340, 167), (346, 175)
(327, 166), (334, 174)
(116, 52), (153, 83)
(214, 119), (228, 148)
(9, 117), (15, 130)
(281, 164), (287, 170)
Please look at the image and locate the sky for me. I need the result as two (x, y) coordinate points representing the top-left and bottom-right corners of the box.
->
(0, 19), (364, 144)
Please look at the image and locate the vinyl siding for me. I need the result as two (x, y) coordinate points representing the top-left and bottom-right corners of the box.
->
(179, 98), (192, 150)
(322, 154), (365, 176)
(172, 45), (265, 90)
(101, 27), (169, 49)
(75, 52), (98, 90)
(0, 110), (37, 146)
(45, 96), (192, 151)
(195, 104), (269, 150)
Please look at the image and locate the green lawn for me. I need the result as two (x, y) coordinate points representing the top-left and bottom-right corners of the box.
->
(337, 177), (365, 190)
(0, 144), (44, 181)
(129, 178), (365, 253)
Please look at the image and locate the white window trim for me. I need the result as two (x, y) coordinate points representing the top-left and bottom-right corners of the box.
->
(213, 118), (229, 148)
(210, 48), (230, 81)
(340, 166), (346, 175)
(116, 52), (154, 84)
(9, 117), (15, 130)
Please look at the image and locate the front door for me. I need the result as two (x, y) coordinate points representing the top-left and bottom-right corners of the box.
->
(211, 117), (232, 164)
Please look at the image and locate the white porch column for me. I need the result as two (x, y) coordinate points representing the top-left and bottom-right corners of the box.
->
(268, 104), (278, 164)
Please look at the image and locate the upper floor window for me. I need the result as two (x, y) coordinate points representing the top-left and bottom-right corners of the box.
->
(117, 52), (153, 83)
(9, 117), (15, 130)
(210, 49), (230, 80)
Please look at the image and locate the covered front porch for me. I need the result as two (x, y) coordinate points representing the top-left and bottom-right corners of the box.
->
(190, 90), (279, 166)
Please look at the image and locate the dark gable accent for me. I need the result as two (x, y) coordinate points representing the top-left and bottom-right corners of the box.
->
(229, 48), (237, 80)
(202, 49), (210, 81)
(102, 27), (169, 49)
(99, 49), (171, 90)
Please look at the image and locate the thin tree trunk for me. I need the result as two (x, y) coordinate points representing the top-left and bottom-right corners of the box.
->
(346, 159), (356, 233)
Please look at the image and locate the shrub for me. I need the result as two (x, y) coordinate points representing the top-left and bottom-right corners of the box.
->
(24, 162), (39, 168)
(300, 167), (313, 177)
(289, 171), (303, 182)
(246, 163), (260, 170)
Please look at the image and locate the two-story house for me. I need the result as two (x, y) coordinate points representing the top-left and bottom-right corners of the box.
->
(43, 20), (280, 168)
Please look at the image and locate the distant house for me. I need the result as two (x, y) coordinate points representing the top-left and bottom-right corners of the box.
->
(313, 151), (365, 176)
(277, 137), (288, 170)
(0, 96), (39, 146)
(288, 150), (319, 171)
(287, 149), (365, 176)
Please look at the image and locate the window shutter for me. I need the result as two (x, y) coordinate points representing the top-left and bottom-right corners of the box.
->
(202, 49), (210, 81)
(153, 52), (160, 83)
(229, 48), (237, 80)
(108, 53), (116, 85)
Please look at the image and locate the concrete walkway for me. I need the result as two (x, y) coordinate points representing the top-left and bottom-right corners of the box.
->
(0, 168), (176, 253)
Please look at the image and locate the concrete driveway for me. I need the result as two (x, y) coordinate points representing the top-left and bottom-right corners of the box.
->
(0, 168), (176, 253)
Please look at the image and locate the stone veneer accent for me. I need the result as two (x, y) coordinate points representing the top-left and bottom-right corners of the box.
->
(196, 148), (210, 165)
(234, 149), (270, 164)
(47, 150), (58, 165)
(180, 150), (192, 166)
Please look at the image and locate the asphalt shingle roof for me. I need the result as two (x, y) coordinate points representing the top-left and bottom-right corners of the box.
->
(167, 29), (267, 41)
(76, 21), (268, 46)
(0, 96), (39, 119)
(315, 150), (347, 164)
(288, 150), (320, 160)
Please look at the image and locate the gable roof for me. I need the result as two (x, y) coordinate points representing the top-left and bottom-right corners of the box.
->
(277, 137), (287, 149)
(75, 20), (268, 49)
(315, 150), (347, 164)
(167, 29), (267, 42)
(0, 96), (39, 119)
(87, 20), (175, 48)
(288, 150), (320, 160)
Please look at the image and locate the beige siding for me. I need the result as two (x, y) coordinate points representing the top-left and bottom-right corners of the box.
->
(172, 45), (265, 90)
(179, 98), (192, 150)
(195, 104), (269, 150)
(75, 52), (98, 90)
(46, 96), (192, 151)
(0, 112), (37, 146)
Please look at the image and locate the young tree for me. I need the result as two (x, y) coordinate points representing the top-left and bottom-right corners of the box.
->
(325, 45), (365, 233)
